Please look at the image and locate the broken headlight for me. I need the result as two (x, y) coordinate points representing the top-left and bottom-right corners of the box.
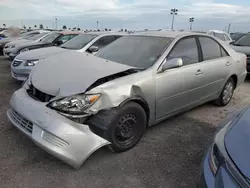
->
(48, 94), (101, 114)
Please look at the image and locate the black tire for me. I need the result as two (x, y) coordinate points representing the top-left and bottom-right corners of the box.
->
(105, 102), (147, 152)
(214, 77), (235, 106)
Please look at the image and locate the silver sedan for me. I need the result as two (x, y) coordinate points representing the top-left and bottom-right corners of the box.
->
(7, 31), (247, 168)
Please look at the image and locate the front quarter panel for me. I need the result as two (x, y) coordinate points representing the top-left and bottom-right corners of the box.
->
(86, 69), (156, 125)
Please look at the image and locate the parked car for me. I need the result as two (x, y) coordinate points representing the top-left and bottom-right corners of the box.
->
(4, 32), (50, 52)
(230, 32), (245, 42)
(7, 31), (246, 168)
(207, 30), (233, 44)
(198, 106), (250, 187)
(0, 30), (48, 55)
(10, 32), (123, 81)
(230, 33), (250, 73)
(3, 31), (80, 60)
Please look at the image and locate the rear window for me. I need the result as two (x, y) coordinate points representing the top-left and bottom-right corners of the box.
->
(29, 32), (48, 40)
(40, 32), (61, 43)
(61, 34), (97, 50)
(214, 33), (225, 41)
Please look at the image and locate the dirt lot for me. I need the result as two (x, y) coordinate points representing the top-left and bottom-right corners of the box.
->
(0, 56), (249, 188)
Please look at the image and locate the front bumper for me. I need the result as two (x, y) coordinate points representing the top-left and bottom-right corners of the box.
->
(7, 88), (110, 169)
(11, 62), (31, 81)
(0, 45), (3, 55)
(3, 48), (17, 60)
(198, 152), (240, 188)
(247, 57), (250, 73)
(8, 53), (17, 60)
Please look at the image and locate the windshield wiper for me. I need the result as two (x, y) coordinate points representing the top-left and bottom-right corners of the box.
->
(130, 67), (145, 72)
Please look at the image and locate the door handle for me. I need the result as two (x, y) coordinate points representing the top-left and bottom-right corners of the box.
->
(195, 69), (203, 75)
(226, 62), (232, 66)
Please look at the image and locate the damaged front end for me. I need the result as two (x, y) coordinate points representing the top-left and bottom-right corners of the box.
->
(43, 68), (144, 125)
(13, 53), (151, 168)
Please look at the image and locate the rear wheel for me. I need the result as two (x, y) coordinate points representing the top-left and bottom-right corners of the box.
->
(106, 102), (147, 152)
(214, 77), (235, 106)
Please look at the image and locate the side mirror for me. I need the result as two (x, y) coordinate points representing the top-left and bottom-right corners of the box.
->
(160, 58), (183, 72)
(88, 46), (99, 53)
(55, 40), (63, 46)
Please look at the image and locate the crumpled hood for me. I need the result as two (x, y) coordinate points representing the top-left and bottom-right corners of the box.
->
(225, 107), (250, 179)
(16, 47), (68, 60)
(30, 51), (134, 97)
(231, 45), (250, 56)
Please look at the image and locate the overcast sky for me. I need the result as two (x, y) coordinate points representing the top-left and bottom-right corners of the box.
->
(0, 0), (250, 32)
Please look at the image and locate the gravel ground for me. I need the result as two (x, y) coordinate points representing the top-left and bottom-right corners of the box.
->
(0, 56), (249, 188)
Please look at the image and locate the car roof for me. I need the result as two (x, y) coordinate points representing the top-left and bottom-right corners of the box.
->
(59, 31), (82, 35)
(129, 31), (198, 38)
(208, 30), (226, 34)
(86, 32), (125, 36)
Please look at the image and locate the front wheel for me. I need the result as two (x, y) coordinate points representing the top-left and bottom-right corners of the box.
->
(214, 77), (235, 106)
(106, 102), (147, 152)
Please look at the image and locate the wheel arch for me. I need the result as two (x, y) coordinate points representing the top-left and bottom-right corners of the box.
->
(230, 74), (238, 89)
(119, 96), (150, 126)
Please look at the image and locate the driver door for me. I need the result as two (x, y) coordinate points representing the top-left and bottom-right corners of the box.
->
(155, 36), (205, 119)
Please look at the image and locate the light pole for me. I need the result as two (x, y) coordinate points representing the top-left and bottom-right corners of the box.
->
(97, 21), (99, 30)
(170, 8), (178, 30)
(189, 17), (194, 31)
(55, 18), (58, 30)
(227, 23), (231, 33)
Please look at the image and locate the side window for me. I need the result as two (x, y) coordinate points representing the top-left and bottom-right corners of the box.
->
(199, 37), (224, 60)
(214, 33), (225, 41)
(168, 37), (199, 66)
(92, 36), (117, 49)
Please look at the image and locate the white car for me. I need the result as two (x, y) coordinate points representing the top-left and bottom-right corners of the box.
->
(207, 30), (233, 44)
(10, 32), (124, 81)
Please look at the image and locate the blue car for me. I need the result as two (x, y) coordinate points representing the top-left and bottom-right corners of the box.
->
(198, 106), (250, 187)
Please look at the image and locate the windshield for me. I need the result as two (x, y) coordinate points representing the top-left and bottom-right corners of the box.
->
(40, 32), (61, 43)
(61, 34), (97, 50)
(231, 33), (245, 41)
(96, 36), (172, 69)
(29, 32), (49, 40)
(234, 34), (250, 46)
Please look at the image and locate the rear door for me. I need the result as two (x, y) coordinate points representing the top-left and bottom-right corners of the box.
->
(196, 36), (232, 99)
